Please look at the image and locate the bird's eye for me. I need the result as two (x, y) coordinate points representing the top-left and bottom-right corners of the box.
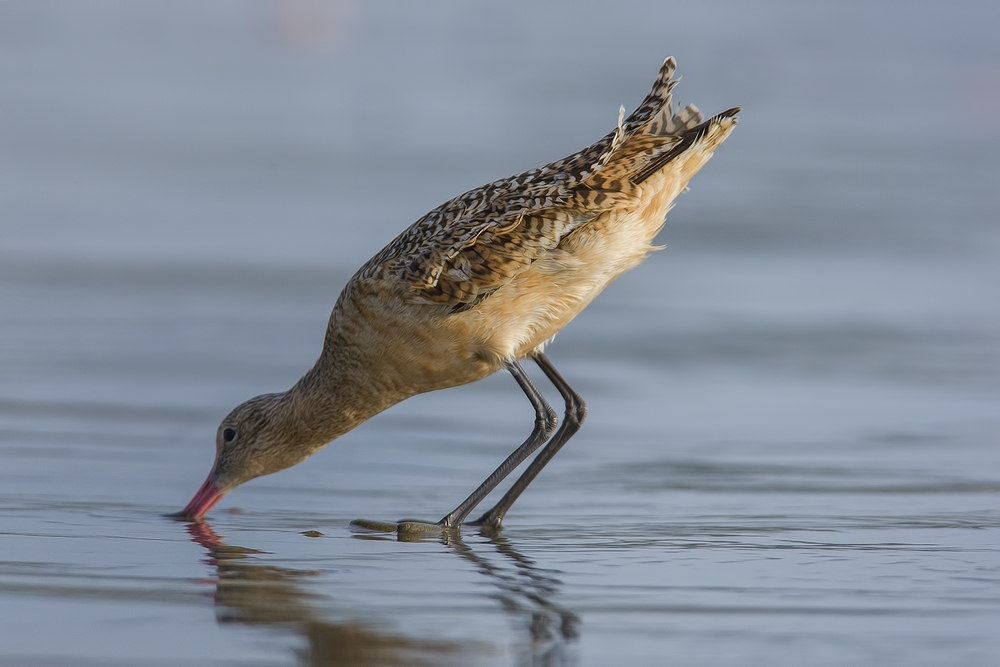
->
(223, 427), (237, 443)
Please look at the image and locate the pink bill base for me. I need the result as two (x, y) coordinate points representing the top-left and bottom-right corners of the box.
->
(168, 474), (226, 520)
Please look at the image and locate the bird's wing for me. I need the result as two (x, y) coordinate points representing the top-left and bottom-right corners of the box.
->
(355, 166), (615, 310)
(355, 58), (736, 310)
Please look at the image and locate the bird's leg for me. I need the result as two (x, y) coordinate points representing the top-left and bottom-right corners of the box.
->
(352, 358), (556, 535)
(469, 352), (587, 530)
(436, 358), (558, 529)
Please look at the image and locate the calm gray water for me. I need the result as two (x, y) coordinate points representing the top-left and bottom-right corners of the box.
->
(2, 2), (999, 665)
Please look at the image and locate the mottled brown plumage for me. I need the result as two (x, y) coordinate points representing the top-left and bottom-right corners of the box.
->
(176, 57), (739, 528)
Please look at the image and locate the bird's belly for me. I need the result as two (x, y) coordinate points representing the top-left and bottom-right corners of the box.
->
(466, 204), (668, 361)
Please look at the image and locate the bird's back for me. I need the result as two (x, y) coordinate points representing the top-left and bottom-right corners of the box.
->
(327, 58), (738, 395)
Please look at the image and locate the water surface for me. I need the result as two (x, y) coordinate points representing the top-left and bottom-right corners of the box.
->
(2, 2), (999, 665)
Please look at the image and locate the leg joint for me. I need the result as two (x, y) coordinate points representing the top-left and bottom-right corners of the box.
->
(538, 405), (559, 435)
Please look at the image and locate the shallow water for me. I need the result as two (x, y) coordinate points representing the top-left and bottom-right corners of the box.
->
(2, 2), (999, 665)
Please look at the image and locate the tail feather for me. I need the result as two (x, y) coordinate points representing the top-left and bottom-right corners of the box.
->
(630, 106), (741, 184)
(596, 57), (736, 184)
(646, 102), (703, 136)
(621, 57), (679, 134)
(622, 57), (707, 139)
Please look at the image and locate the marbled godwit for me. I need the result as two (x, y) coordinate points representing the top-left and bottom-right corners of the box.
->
(175, 58), (739, 530)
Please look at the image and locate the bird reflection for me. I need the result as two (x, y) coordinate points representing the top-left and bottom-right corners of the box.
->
(185, 523), (578, 667)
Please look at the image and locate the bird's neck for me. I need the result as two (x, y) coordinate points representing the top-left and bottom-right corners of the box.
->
(284, 331), (410, 454)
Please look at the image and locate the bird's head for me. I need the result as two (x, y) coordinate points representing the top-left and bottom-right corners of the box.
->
(174, 392), (314, 520)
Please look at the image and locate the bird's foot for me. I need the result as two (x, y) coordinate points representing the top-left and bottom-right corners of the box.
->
(349, 518), (403, 533)
(349, 518), (458, 538)
(465, 510), (504, 533)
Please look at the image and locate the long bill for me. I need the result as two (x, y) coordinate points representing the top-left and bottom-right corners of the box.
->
(168, 472), (226, 520)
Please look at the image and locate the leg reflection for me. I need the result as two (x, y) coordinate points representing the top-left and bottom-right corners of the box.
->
(439, 531), (580, 667)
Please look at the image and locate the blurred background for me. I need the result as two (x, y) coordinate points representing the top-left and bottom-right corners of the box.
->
(1, 1), (998, 666)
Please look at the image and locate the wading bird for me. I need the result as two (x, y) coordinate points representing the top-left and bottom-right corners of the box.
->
(175, 58), (738, 531)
